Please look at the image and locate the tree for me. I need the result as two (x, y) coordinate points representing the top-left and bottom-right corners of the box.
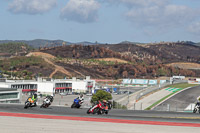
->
(91, 90), (112, 103)
(122, 70), (128, 78)
(72, 49), (76, 57)
(94, 50), (98, 57)
(76, 52), (80, 58)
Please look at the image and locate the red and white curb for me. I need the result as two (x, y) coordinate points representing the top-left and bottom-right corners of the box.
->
(0, 112), (199, 127)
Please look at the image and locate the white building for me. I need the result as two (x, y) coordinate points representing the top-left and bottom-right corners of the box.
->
(0, 87), (21, 103)
(0, 77), (96, 96)
(54, 77), (95, 94)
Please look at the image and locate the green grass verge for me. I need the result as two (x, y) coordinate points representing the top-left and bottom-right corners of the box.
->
(166, 83), (198, 89)
(145, 83), (199, 110)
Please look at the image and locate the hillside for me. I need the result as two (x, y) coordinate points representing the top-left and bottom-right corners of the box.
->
(0, 39), (99, 48)
(0, 41), (199, 79)
(40, 42), (200, 64)
(38, 42), (200, 79)
(0, 56), (54, 79)
(166, 62), (200, 70)
(0, 42), (34, 57)
(99, 42), (200, 64)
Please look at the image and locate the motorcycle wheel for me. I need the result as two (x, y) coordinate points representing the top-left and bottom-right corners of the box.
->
(193, 108), (197, 113)
(105, 111), (108, 114)
(95, 108), (101, 115)
(77, 104), (81, 108)
(24, 102), (29, 109)
(87, 108), (90, 114)
(40, 104), (43, 108)
(71, 103), (75, 108)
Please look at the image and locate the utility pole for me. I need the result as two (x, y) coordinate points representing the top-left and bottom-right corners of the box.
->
(127, 78), (130, 105)
(10, 66), (13, 79)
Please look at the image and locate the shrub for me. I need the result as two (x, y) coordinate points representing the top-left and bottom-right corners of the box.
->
(91, 90), (112, 103)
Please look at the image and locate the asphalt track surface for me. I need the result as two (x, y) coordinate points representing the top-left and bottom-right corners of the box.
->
(155, 85), (200, 111)
(0, 104), (200, 124)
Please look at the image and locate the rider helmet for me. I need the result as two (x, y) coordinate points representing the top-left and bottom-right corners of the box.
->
(34, 93), (37, 98)
(103, 100), (107, 103)
(80, 94), (83, 98)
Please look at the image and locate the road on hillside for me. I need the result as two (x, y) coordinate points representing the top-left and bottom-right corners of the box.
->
(0, 104), (200, 124)
(154, 85), (200, 111)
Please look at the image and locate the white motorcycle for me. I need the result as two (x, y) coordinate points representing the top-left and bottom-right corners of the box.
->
(193, 102), (200, 113)
(40, 96), (54, 108)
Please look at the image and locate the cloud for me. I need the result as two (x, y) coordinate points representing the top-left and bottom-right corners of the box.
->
(125, 4), (198, 27)
(105, 0), (169, 7)
(104, 0), (199, 30)
(188, 22), (200, 35)
(101, 0), (200, 37)
(60, 0), (100, 23)
(8, 0), (57, 15)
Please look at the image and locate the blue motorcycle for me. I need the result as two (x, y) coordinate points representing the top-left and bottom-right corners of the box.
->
(71, 98), (82, 108)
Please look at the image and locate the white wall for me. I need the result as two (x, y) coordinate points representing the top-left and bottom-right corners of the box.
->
(37, 82), (54, 95)
(72, 81), (87, 92)
(0, 83), (9, 88)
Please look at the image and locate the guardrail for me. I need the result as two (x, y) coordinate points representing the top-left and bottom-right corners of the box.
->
(135, 83), (170, 102)
(135, 80), (188, 102)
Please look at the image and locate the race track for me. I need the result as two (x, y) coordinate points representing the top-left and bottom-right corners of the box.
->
(0, 104), (200, 124)
(154, 85), (200, 111)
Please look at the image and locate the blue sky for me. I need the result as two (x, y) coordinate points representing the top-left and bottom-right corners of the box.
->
(1, 0), (200, 44)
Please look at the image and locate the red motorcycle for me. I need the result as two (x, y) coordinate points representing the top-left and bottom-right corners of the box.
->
(87, 100), (109, 114)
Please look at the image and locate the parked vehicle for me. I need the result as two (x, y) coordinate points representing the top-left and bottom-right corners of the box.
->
(60, 92), (68, 96)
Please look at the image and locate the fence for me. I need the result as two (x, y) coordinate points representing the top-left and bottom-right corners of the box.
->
(135, 82), (170, 101)
(153, 102), (195, 112)
(135, 80), (188, 101)
(112, 101), (196, 112)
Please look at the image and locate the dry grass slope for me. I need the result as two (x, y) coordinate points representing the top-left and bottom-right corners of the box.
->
(166, 62), (200, 70)
(96, 58), (128, 63)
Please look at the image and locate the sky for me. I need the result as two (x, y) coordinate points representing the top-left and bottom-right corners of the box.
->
(1, 0), (200, 44)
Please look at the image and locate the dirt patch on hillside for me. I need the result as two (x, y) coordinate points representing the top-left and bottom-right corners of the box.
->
(96, 58), (128, 63)
(166, 62), (200, 70)
(26, 52), (72, 78)
(26, 52), (56, 59)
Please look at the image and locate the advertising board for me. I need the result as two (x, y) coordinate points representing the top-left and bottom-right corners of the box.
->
(149, 80), (157, 85)
(132, 79), (148, 84)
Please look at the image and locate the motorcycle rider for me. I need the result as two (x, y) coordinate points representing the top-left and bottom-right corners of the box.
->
(40, 95), (54, 108)
(46, 95), (54, 103)
(30, 93), (37, 106)
(195, 96), (200, 106)
(89, 100), (107, 113)
(193, 96), (200, 113)
(44, 96), (51, 105)
(102, 100), (109, 110)
(197, 96), (200, 102)
(77, 94), (84, 104)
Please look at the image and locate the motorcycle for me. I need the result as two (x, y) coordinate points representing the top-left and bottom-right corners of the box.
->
(107, 101), (112, 110)
(71, 98), (83, 108)
(40, 96), (54, 108)
(24, 97), (37, 109)
(87, 101), (109, 115)
(193, 102), (200, 113)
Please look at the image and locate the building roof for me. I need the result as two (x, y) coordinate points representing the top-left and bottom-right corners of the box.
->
(0, 87), (18, 91)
